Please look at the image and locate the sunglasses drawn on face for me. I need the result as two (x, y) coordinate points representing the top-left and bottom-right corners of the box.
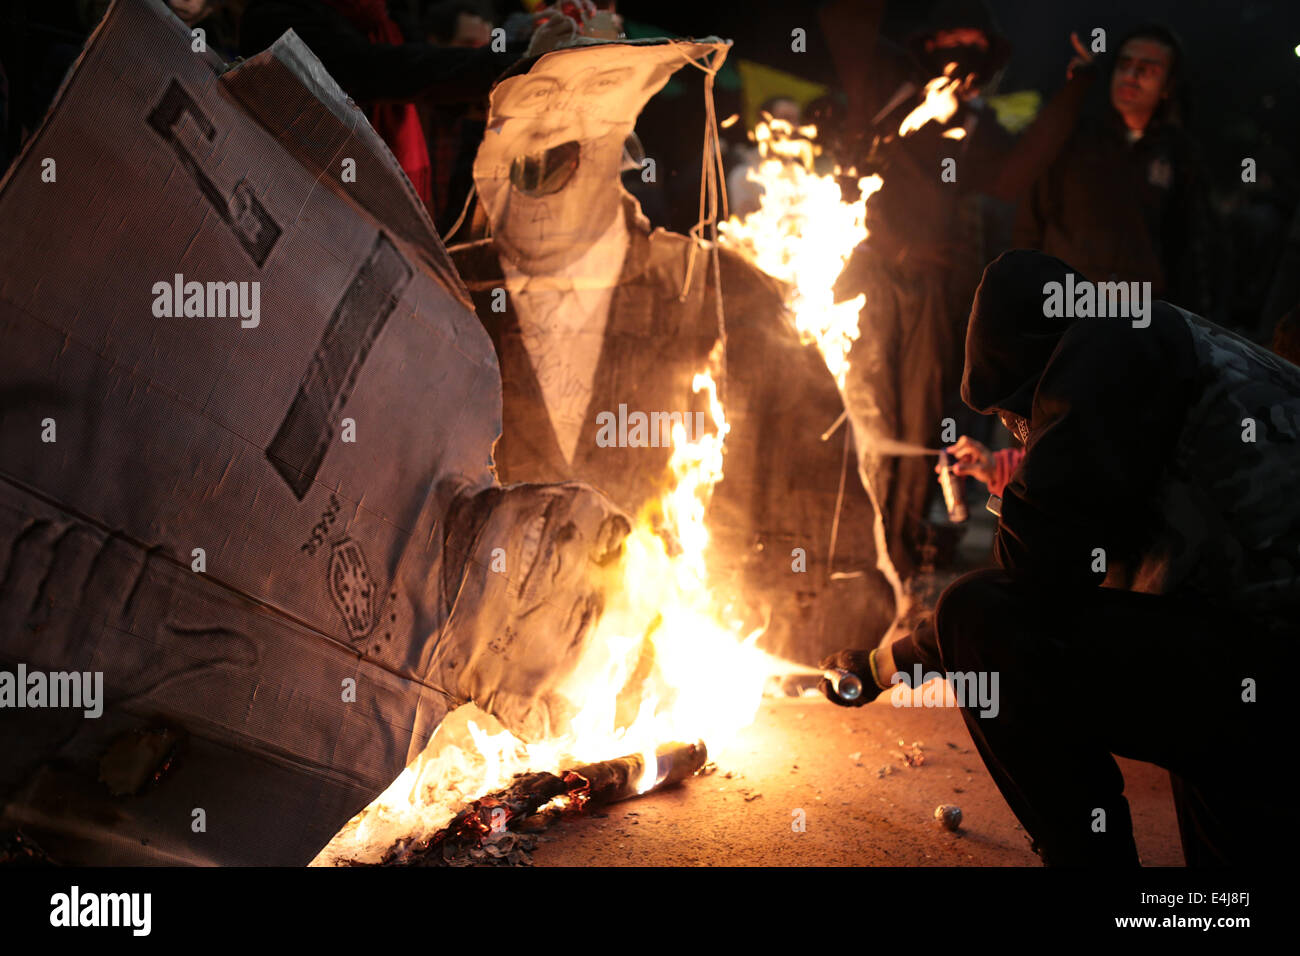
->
(495, 67), (650, 196)
(485, 54), (678, 197)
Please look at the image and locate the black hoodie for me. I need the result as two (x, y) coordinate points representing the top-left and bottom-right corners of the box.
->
(962, 251), (1201, 589)
(888, 248), (1297, 679)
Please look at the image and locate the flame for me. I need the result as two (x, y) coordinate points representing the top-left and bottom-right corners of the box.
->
(717, 118), (882, 388)
(312, 356), (792, 865)
(718, 70), (967, 388)
(898, 62), (963, 136)
(715, 99), (970, 632)
(310, 89), (983, 864)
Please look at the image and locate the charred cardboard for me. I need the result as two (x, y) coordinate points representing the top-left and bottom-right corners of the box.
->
(0, 0), (506, 864)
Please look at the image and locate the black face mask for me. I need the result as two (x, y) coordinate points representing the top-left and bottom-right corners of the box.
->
(999, 411), (1030, 445)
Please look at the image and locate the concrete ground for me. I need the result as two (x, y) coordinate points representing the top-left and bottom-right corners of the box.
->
(531, 693), (1184, 866)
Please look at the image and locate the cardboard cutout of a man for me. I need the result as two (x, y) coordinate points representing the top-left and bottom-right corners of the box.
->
(452, 39), (894, 661)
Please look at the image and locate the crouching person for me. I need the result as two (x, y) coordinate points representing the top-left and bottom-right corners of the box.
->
(822, 250), (1299, 867)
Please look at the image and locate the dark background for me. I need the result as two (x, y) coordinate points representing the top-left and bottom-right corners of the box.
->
(3, 0), (1298, 335)
(617, 0), (1299, 200)
(6, 0), (1298, 190)
(635, 0), (1300, 188)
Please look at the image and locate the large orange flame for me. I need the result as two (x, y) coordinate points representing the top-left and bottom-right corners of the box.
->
(718, 118), (882, 388)
(312, 352), (793, 864)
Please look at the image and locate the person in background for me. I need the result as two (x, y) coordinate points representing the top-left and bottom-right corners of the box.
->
(819, 0), (1018, 621)
(422, 1), (494, 233)
(726, 95), (801, 219)
(239, 0), (575, 215)
(1014, 22), (1219, 317)
(167, 0), (242, 59)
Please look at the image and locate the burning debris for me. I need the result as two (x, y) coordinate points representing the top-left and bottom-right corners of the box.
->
(898, 740), (927, 768)
(361, 741), (706, 867)
(0, 830), (57, 867)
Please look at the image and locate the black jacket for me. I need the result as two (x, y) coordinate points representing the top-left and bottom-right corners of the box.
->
(1014, 94), (1219, 316)
(239, 0), (521, 106)
(894, 250), (1300, 677)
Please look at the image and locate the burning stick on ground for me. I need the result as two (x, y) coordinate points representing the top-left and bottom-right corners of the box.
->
(366, 740), (708, 867)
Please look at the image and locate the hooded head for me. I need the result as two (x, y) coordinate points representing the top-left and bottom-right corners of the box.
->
(961, 250), (1082, 432)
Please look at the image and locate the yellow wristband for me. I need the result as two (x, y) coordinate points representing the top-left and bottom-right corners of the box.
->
(868, 647), (888, 691)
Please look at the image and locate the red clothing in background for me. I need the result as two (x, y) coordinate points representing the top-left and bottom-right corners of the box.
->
(989, 447), (1025, 499)
(321, 0), (432, 205)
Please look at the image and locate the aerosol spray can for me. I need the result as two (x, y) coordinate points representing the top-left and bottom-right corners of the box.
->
(824, 668), (863, 701)
(937, 450), (968, 524)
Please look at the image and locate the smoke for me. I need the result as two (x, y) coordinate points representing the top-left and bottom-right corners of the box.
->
(869, 438), (942, 457)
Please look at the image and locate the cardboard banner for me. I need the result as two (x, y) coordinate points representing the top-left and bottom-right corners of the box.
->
(0, 0), (502, 864)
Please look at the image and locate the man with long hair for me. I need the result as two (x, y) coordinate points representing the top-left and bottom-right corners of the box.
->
(1015, 22), (1219, 317)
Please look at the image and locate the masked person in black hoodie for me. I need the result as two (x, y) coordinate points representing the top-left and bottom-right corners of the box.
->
(822, 250), (1299, 867)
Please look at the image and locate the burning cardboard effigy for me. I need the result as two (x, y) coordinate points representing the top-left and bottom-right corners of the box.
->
(305, 35), (899, 868)
(0, 0), (899, 870)
(451, 36), (892, 668)
(0, 0), (633, 865)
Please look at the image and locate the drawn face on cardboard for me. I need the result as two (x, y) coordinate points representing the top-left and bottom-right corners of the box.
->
(434, 481), (632, 741)
(473, 41), (726, 276)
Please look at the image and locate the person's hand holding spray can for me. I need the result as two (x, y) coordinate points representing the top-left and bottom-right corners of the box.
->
(936, 449), (969, 523)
